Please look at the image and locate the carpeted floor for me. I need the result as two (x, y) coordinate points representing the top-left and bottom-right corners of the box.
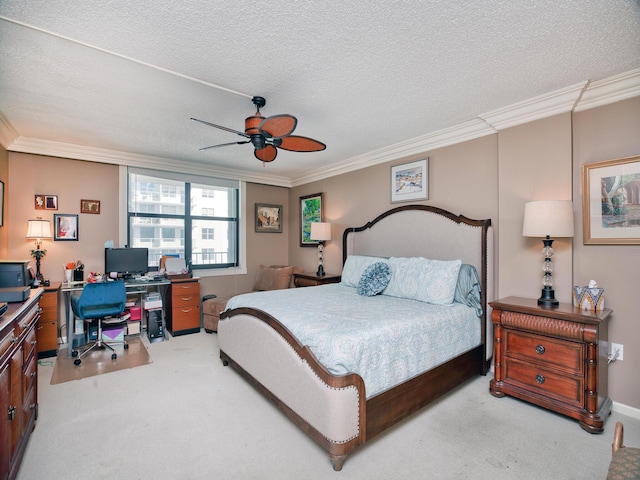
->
(50, 336), (152, 384)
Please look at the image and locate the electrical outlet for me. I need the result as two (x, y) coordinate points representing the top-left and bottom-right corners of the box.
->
(611, 343), (624, 361)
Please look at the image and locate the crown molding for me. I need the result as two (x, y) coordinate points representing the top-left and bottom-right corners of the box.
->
(574, 68), (640, 112)
(2, 69), (639, 187)
(479, 81), (589, 131)
(6, 136), (293, 187)
(291, 119), (495, 186)
(0, 111), (18, 149)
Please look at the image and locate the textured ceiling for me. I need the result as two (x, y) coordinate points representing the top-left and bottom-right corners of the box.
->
(1, 1), (639, 186)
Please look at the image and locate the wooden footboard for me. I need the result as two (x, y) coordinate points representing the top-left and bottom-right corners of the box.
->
(219, 307), (366, 471)
(219, 307), (485, 470)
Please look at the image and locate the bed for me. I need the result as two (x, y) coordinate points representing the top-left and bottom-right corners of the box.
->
(218, 204), (493, 470)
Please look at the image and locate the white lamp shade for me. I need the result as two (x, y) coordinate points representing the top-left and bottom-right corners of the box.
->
(26, 219), (52, 239)
(310, 222), (331, 241)
(522, 200), (574, 238)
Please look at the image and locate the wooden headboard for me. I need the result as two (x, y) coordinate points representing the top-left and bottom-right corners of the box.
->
(342, 204), (494, 364)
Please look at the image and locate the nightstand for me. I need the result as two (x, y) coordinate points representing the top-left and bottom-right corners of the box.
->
(293, 272), (341, 287)
(489, 296), (612, 433)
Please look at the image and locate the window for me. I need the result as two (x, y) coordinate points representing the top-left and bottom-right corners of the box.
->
(128, 168), (239, 271)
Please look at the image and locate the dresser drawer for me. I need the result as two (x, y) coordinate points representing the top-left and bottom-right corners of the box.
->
(23, 354), (37, 399)
(171, 306), (200, 331)
(172, 282), (200, 297)
(172, 293), (199, 308)
(23, 327), (37, 363)
(505, 329), (583, 375)
(505, 357), (583, 408)
(0, 326), (16, 358)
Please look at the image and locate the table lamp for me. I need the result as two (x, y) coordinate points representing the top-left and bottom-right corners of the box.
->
(522, 200), (574, 306)
(26, 217), (53, 286)
(310, 222), (331, 277)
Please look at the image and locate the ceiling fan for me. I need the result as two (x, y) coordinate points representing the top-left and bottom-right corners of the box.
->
(191, 96), (326, 163)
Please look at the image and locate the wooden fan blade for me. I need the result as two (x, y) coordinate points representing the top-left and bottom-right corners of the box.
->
(254, 144), (277, 162)
(278, 135), (326, 152)
(199, 140), (250, 151)
(191, 117), (248, 138)
(259, 114), (297, 139)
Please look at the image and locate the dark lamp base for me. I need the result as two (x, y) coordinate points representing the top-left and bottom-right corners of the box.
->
(538, 287), (559, 307)
(316, 265), (325, 277)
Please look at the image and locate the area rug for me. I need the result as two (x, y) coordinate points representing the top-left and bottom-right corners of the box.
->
(50, 336), (152, 385)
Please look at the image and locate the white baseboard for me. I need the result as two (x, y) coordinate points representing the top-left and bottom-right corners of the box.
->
(612, 401), (640, 421)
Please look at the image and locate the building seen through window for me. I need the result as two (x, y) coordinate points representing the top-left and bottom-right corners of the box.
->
(128, 169), (239, 271)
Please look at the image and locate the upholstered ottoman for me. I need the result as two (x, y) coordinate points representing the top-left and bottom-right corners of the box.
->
(202, 265), (302, 333)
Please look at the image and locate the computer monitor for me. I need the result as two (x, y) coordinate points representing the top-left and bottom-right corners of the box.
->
(104, 248), (148, 278)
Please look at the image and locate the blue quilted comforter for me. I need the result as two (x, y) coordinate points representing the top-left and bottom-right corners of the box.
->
(225, 283), (481, 398)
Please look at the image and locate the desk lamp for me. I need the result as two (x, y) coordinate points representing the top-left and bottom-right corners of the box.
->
(522, 200), (574, 306)
(26, 217), (52, 286)
(310, 222), (331, 277)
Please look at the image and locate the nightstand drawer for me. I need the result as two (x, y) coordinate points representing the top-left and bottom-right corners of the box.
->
(505, 329), (583, 375)
(172, 282), (200, 296)
(505, 357), (583, 408)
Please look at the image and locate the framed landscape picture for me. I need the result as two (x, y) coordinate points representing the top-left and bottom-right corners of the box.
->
(300, 192), (323, 246)
(255, 203), (282, 233)
(391, 158), (429, 203)
(80, 199), (100, 214)
(582, 155), (640, 245)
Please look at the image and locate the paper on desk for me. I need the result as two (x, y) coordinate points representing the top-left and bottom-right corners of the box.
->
(164, 257), (187, 274)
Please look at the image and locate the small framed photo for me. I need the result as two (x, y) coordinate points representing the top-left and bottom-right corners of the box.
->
(300, 192), (323, 247)
(582, 155), (640, 245)
(391, 158), (429, 203)
(53, 214), (78, 241)
(255, 203), (282, 233)
(35, 194), (58, 210)
(81, 199), (101, 214)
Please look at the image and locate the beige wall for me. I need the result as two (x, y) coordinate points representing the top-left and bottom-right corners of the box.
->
(289, 135), (499, 276)
(2, 96), (639, 410)
(573, 97), (640, 409)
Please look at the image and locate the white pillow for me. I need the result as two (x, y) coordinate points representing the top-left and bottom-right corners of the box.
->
(341, 255), (389, 288)
(383, 257), (462, 305)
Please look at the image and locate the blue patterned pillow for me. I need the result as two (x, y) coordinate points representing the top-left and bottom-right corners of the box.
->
(357, 262), (392, 296)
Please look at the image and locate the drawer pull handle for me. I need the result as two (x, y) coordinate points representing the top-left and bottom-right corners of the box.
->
(535, 345), (545, 355)
(535, 374), (545, 384)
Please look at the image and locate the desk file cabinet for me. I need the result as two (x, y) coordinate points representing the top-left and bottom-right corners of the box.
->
(0, 290), (42, 480)
(37, 282), (61, 358)
(166, 278), (200, 336)
(489, 296), (612, 433)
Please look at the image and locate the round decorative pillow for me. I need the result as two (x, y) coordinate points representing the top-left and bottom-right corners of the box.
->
(357, 262), (391, 296)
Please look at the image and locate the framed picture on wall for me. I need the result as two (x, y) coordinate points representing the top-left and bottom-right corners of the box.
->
(391, 158), (429, 203)
(255, 203), (282, 233)
(53, 214), (79, 241)
(300, 192), (323, 247)
(582, 155), (640, 245)
(80, 199), (101, 214)
(35, 194), (58, 210)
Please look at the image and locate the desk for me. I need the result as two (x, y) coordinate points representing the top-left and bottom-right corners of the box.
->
(61, 278), (170, 357)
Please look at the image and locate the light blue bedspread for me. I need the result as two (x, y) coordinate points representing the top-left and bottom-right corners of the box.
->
(225, 283), (481, 398)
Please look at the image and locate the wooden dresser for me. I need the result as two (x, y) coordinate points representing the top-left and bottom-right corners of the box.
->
(293, 272), (341, 287)
(37, 282), (61, 359)
(0, 289), (42, 480)
(166, 278), (201, 336)
(489, 296), (612, 433)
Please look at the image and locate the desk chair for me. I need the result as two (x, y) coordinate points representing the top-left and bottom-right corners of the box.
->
(70, 281), (128, 366)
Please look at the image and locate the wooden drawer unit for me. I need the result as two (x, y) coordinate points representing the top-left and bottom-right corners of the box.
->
(166, 278), (201, 336)
(490, 296), (612, 433)
(37, 282), (60, 358)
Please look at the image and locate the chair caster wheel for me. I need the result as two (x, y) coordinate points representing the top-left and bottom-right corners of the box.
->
(71, 350), (78, 357)
(74, 358), (81, 366)
(111, 353), (117, 360)
(124, 343), (129, 350)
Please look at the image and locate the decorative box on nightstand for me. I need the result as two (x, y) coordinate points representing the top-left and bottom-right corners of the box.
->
(293, 272), (341, 287)
(489, 296), (612, 433)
